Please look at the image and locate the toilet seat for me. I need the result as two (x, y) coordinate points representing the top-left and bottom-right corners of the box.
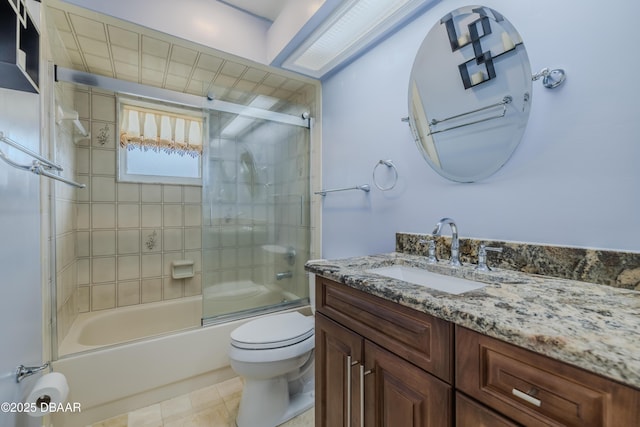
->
(230, 312), (314, 350)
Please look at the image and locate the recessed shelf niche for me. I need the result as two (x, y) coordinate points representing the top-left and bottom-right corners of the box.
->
(0, 0), (40, 93)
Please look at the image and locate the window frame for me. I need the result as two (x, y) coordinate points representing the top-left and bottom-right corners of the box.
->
(117, 95), (205, 186)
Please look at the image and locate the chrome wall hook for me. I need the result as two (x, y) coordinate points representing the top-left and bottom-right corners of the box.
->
(16, 362), (50, 383)
(532, 67), (566, 88)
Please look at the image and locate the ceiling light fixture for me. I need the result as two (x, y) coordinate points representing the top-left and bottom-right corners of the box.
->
(281, 0), (435, 79)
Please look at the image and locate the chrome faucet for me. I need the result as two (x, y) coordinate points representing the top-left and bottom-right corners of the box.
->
(432, 218), (461, 267)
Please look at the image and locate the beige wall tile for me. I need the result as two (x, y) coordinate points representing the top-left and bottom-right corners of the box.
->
(74, 90), (90, 119)
(92, 94), (116, 121)
(163, 228), (183, 251)
(92, 283), (116, 310)
(92, 230), (116, 256)
(141, 204), (162, 227)
(163, 204), (182, 227)
(117, 182), (139, 202)
(91, 203), (116, 228)
(76, 231), (90, 257)
(78, 286), (90, 313)
(141, 254), (162, 278)
(117, 204), (140, 228)
(163, 185), (182, 203)
(183, 186), (201, 203)
(117, 280), (140, 307)
(92, 176), (116, 202)
(77, 204), (90, 229)
(184, 228), (201, 250)
(141, 184), (162, 202)
(142, 229), (161, 252)
(77, 258), (90, 285)
(92, 122), (116, 148)
(91, 148), (116, 175)
(163, 277), (183, 300)
(117, 255), (140, 281)
(184, 204), (201, 227)
(92, 257), (116, 283)
(76, 146), (90, 174)
(184, 273), (201, 297)
(141, 278), (162, 303)
(117, 230), (140, 254)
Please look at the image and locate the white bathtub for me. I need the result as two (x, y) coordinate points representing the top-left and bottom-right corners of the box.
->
(59, 296), (203, 355)
(203, 280), (299, 317)
(52, 293), (309, 427)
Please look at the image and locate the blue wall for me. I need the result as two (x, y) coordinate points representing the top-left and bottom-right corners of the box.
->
(320, 0), (640, 258)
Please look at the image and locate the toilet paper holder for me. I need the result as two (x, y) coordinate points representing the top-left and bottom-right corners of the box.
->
(16, 362), (50, 383)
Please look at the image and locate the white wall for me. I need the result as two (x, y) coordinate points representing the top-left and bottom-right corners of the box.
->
(320, 0), (640, 258)
(0, 88), (43, 427)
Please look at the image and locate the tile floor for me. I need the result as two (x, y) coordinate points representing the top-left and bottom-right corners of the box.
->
(89, 376), (314, 427)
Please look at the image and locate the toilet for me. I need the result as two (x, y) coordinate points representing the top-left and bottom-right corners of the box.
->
(228, 277), (316, 427)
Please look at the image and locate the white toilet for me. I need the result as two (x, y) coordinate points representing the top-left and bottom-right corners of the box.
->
(228, 277), (315, 427)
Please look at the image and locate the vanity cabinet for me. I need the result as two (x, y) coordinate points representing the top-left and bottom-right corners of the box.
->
(315, 277), (453, 427)
(0, 0), (40, 93)
(314, 275), (640, 426)
(455, 326), (640, 426)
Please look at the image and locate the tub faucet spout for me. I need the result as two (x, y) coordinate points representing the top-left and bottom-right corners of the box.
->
(432, 218), (461, 267)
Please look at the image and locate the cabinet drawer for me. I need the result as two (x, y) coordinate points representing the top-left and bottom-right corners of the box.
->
(317, 276), (452, 383)
(456, 326), (640, 426)
(456, 392), (519, 427)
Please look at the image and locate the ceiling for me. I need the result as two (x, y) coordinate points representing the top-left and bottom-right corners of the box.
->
(220, 0), (290, 22)
(46, 0), (318, 111)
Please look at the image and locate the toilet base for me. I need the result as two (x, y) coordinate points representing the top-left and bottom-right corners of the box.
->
(235, 377), (314, 427)
(276, 389), (314, 426)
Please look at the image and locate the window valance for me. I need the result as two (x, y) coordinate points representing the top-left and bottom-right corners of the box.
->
(120, 104), (203, 157)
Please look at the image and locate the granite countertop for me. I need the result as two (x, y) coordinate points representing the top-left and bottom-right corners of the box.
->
(305, 252), (640, 389)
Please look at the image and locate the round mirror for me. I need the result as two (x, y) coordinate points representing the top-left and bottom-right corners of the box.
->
(408, 5), (532, 182)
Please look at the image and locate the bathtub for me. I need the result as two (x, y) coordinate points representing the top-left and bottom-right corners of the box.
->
(58, 296), (203, 355)
(52, 292), (309, 427)
(203, 280), (299, 318)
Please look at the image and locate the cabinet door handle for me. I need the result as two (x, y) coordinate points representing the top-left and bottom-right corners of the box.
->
(360, 365), (373, 427)
(512, 388), (542, 407)
(346, 356), (358, 426)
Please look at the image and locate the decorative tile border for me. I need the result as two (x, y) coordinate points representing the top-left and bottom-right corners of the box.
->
(396, 233), (640, 289)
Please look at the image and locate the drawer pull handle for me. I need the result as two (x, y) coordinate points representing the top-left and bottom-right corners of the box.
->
(512, 388), (542, 407)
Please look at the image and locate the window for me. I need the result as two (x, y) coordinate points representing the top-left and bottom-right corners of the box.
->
(118, 97), (204, 185)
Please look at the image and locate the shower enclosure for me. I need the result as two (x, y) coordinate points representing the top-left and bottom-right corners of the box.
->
(202, 109), (311, 323)
(51, 70), (313, 357)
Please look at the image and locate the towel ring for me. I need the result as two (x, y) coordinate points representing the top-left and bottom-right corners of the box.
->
(373, 160), (398, 191)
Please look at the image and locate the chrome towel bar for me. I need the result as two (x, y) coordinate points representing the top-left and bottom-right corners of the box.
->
(0, 131), (86, 188)
(314, 184), (370, 196)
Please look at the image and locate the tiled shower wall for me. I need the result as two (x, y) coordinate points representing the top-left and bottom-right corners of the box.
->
(64, 87), (203, 323)
(54, 82), (82, 344)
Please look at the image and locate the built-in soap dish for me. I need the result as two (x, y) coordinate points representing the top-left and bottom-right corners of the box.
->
(171, 260), (194, 279)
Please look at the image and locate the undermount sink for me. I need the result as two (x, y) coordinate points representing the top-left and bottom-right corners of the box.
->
(365, 265), (486, 295)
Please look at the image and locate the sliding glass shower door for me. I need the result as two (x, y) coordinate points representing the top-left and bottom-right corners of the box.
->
(202, 109), (311, 322)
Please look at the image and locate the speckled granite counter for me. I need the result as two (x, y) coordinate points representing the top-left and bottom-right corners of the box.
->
(305, 252), (640, 389)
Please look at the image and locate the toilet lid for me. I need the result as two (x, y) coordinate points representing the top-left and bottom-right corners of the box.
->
(230, 312), (314, 350)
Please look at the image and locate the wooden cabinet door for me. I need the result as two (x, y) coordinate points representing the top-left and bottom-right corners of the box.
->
(316, 313), (364, 427)
(364, 341), (452, 427)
